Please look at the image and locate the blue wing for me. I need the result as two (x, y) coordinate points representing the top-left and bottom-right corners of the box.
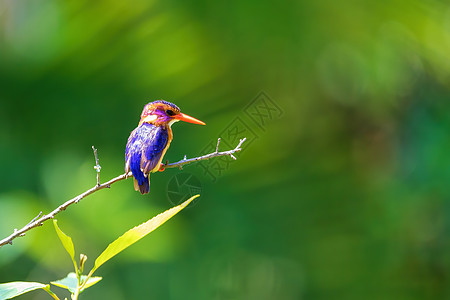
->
(125, 123), (169, 194)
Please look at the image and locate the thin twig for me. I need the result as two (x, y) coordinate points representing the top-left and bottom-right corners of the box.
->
(26, 211), (43, 227)
(92, 146), (101, 186)
(215, 138), (221, 153)
(0, 137), (246, 248)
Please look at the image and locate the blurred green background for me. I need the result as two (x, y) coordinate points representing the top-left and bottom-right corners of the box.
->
(1, 0), (450, 299)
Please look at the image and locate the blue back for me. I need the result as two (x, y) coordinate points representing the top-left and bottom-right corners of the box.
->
(125, 123), (169, 194)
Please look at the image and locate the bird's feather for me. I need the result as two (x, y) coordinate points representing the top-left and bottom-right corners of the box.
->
(125, 123), (170, 194)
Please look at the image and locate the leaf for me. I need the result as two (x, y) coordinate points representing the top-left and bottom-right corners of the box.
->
(88, 194), (199, 276)
(53, 220), (77, 271)
(51, 272), (102, 294)
(51, 273), (77, 293)
(0, 282), (47, 299)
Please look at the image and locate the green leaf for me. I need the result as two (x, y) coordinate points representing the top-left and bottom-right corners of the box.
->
(51, 272), (102, 294)
(0, 281), (47, 299)
(53, 220), (78, 272)
(53, 220), (75, 259)
(88, 194), (199, 276)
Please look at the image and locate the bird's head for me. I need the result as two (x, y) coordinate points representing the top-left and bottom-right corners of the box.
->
(139, 100), (206, 127)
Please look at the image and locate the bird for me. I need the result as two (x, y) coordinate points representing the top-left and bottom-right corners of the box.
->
(125, 100), (205, 194)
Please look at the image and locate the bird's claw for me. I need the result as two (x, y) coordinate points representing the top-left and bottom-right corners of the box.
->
(159, 162), (167, 172)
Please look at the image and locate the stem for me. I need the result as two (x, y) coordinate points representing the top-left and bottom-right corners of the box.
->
(78, 269), (94, 293)
(72, 287), (80, 300)
(43, 286), (60, 300)
(72, 265), (84, 300)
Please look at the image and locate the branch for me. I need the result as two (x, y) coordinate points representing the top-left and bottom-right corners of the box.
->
(163, 137), (246, 170)
(0, 138), (246, 248)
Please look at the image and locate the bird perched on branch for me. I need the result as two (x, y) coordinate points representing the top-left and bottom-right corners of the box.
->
(125, 100), (205, 194)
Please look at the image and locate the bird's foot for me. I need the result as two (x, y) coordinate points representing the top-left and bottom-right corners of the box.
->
(159, 161), (167, 172)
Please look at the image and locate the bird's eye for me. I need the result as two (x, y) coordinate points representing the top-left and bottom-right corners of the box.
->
(166, 109), (175, 116)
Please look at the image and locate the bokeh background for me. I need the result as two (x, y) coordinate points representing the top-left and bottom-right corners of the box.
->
(1, 0), (450, 299)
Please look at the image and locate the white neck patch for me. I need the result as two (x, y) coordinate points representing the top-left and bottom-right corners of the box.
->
(168, 118), (180, 127)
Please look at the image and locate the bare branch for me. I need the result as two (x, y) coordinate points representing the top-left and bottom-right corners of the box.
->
(0, 173), (128, 247)
(163, 137), (246, 170)
(0, 137), (246, 248)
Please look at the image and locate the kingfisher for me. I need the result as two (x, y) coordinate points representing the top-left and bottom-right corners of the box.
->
(125, 100), (205, 194)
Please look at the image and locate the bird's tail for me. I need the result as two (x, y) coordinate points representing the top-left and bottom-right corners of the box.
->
(129, 153), (150, 194)
(134, 177), (150, 194)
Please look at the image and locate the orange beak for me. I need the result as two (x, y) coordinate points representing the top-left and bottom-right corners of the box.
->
(175, 113), (206, 125)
